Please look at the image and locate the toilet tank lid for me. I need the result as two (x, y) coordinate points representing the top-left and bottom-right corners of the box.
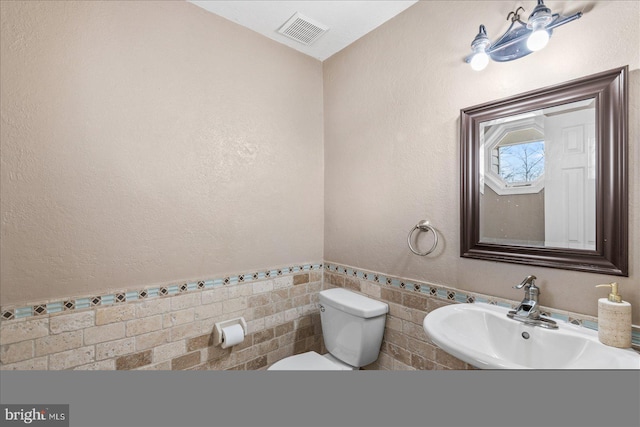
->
(319, 288), (388, 318)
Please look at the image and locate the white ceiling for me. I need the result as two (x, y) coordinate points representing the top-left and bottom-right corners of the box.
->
(189, 1), (419, 61)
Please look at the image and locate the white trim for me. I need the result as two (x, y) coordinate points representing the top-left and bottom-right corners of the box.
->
(481, 115), (545, 196)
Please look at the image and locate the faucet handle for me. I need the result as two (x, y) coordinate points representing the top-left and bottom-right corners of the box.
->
(514, 275), (537, 289)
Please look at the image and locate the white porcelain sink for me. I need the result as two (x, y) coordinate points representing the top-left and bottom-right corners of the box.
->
(423, 303), (640, 369)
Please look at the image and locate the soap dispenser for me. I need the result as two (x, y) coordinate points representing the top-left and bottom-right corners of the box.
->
(595, 282), (632, 348)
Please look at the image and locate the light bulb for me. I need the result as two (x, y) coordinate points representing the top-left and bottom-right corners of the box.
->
(527, 24), (550, 51)
(470, 51), (489, 71)
(526, 0), (553, 52)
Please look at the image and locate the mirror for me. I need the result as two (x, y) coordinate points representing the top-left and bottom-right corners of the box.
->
(461, 66), (628, 276)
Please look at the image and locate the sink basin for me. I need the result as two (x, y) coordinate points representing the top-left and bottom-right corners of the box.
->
(423, 303), (640, 369)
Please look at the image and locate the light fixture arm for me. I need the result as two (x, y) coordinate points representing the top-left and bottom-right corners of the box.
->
(507, 6), (526, 25)
(464, 1), (582, 68)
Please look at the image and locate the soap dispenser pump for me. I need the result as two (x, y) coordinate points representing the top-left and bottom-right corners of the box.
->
(595, 282), (632, 348)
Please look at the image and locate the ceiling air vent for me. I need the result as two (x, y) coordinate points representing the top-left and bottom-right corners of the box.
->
(277, 12), (328, 46)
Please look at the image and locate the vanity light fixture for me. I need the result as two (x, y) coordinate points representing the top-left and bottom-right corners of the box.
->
(465, 0), (582, 71)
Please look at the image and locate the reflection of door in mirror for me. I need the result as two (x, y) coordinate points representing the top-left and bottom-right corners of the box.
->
(479, 99), (595, 248)
(544, 101), (595, 249)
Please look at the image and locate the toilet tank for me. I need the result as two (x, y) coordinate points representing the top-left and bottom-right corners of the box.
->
(319, 288), (389, 367)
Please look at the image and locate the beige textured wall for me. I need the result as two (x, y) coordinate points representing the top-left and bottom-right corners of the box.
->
(2, 0), (639, 327)
(323, 1), (640, 323)
(0, 1), (324, 305)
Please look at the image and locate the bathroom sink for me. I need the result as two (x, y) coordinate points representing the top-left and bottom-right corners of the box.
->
(423, 303), (640, 369)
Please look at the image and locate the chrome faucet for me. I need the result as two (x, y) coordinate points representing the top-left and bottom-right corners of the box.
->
(507, 275), (558, 329)
(512, 275), (540, 318)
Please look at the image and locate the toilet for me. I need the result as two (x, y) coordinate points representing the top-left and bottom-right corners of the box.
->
(268, 287), (388, 370)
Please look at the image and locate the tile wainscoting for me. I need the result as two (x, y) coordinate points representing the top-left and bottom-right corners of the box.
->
(2, 261), (637, 370)
(322, 262), (640, 370)
(0, 264), (325, 370)
(322, 265), (474, 370)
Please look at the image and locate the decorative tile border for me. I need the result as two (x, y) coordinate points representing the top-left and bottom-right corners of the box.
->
(0, 262), (323, 322)
(324, 262), (640, 350)
(3, 259), (638, 350)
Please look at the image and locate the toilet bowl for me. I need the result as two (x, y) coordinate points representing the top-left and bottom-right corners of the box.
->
(268, 351), (355, 370)
(268, 288), (388, 370)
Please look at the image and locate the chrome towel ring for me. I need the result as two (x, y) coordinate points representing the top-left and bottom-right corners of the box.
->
(407, 220), (438, 256)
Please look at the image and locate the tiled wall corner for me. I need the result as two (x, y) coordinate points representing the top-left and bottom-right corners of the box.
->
(322, 269), (474, 370)
(323, 262), (640, 370)
(0, 264), (324, 371)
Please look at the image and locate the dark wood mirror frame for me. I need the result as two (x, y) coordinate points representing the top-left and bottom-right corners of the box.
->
(460, 66), (628, 276)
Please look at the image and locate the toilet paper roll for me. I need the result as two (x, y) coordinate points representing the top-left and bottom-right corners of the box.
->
(221, 324), (245, 349)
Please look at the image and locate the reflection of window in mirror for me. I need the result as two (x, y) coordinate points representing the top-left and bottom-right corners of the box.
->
(480, 114), (545, 196)
(496, 140), (544, 185)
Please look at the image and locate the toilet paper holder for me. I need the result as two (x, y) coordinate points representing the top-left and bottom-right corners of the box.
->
(213, 317), (247, 347)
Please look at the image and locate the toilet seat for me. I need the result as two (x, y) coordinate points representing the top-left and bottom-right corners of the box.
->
(267, 351), (354, 370)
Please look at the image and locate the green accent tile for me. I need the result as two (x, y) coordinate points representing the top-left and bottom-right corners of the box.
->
(167, 285), (180, 295)
(46, 302), (64, 314)
(146, 288), (160, 298)
(551, 313), (570, 323)
(582, 320), (598, 330)
(187, 282), (199, 291)
(75, 298), (91, 309)
(101, 295), (115, 305)
(125, 291), (139, 301)
(15, 306), (33, 319)
(454, 293), (467, 303)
